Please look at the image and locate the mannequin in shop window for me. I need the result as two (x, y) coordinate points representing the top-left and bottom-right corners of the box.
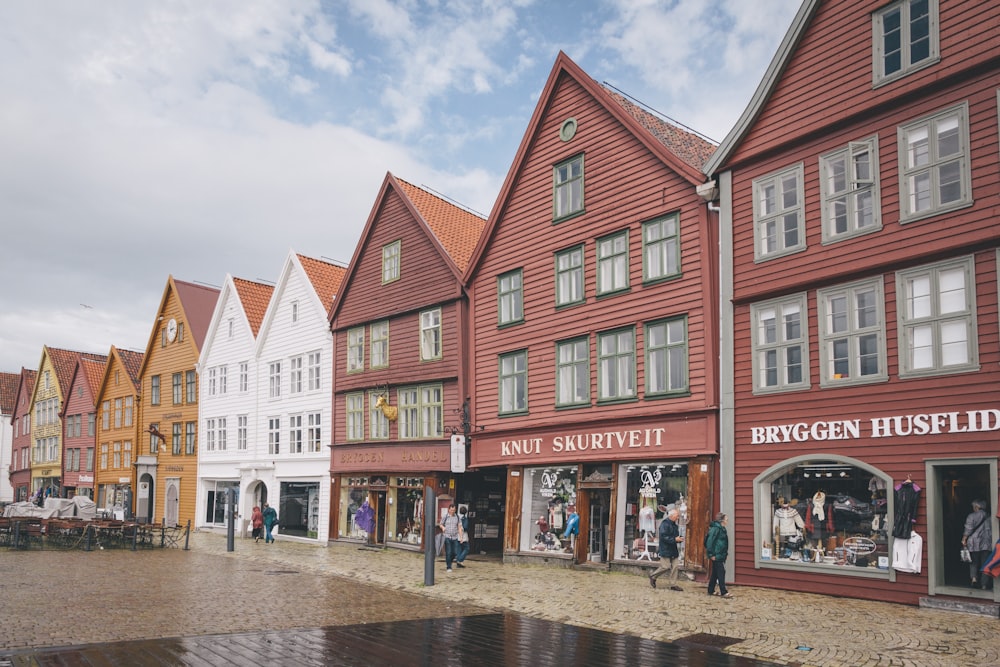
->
(804, 490), (834, 539)
(773, 497), (805, 557)
(638, 500), (656, 539)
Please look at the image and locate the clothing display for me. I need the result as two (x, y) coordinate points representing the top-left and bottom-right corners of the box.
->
(773, 505), (804, 538)
(892, 480), (921, 539)
(638, 505), (656, 536)
(891, 531), (923, 574)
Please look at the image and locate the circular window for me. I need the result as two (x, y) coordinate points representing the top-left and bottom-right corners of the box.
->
(559, 118), (578, 142)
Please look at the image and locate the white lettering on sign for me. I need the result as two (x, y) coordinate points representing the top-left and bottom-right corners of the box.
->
(499, 428), (666, 459)
(750, 409), (1000, 444)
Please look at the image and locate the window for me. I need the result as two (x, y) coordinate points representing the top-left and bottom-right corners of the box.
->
(398, 388), (419, 439)
(149, 423), (159, 454)
(498, 350), (527, 414)
(269, 362), (282, 398)
(268, 417), (281, 454)
(87, 413), (95, 437)
(218, 417), (227, 451)
(646, 317), (688, 396)
(239, 362), (248, 393)
(553, 154), (584, 220)
(820, 138), (881, 242)
(114, 398), (122, 428)
(597, 328), (636, 401)
(874, 0), (938, 85)
(124, 441), (131, 468)
(420, 385), (443, 438)
(206, 418), (216, 451)
(369, 392), (389, 440)
(307, 413), (322, 452)
(172, 373), (182, 405)
(370, 323), (388, 369)
(498, 270), (523, 325)
(100, 443), (108, 470)
(291, 301), (299, 323)
(897, 257), (977, 376)
(307, 352), (322, 390)
(420, 309), (442, 361)
(172, 423), (182, 455)
(86, 447), (94, 471)
(818, 279), (887, 386)
(289, 415), (303, 453)
(208, 367), (217, 396)
(898, 104), (971, 222)
(102, 401), (110, 430)
(556, 338), (589, 407)
(185, 421), (196, 454)
(752, 295), (809, 392)
(555, 246), (584, 307)
(237, 415), (247, 450)
(753, 164), (805, 259)
(218, 366), (227, 395)
(346, 394), (364, 441)
(177, 322), (185, 342)
(347, 327), (364, 372)
(151, 375), (160, 405)
(290, 356), (303, 393)
(186, 371), (196, 403)
(124, 396), (133, 427)
(643, 214), (681, 282)
(228, 318), (234, 338)
(597, 231), (629, 295)
(382, 240), (401, 283)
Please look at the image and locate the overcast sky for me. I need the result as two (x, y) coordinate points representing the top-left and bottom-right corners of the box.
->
(0, 0), (801, 373)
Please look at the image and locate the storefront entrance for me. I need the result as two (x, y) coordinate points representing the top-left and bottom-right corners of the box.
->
(927, 459), (997, 598)
(586, 489), (610, 564)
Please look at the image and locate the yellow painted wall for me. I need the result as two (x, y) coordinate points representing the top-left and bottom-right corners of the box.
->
(95, 354), (141, 505)
(29, 356), (63, 492)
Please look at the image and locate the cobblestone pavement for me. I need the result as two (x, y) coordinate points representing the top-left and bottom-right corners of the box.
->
(3, 532), (999, 666)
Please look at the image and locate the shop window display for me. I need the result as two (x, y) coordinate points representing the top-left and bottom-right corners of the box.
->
(521, 467), (577, 553)
(279, 481), (320, 538)
(616, 463), (688, 561)
(389, 477), (424, 546)
(760, 460), (889, 570)
(339, 478), (371, 540)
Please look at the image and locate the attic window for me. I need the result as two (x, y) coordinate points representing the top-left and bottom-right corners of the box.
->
(559, 118), (578, 142)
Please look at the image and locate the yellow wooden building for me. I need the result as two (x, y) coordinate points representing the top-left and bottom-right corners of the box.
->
(136, 276), (219, 527)
(93, 346), (145, 518)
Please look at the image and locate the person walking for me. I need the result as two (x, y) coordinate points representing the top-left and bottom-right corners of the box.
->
(456, 506), (470, 568)
(648, 508), (684, 591)
(262, 503), (278, 544)
(439, 505), (461, 572)
(706, 512), (732, 598)
(250, 506), (264, 543)
(962, 499), (993, 589)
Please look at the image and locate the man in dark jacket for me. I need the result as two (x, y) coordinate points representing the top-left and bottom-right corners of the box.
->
(648, 508), (684, 590)
(705, 512), (732, 598)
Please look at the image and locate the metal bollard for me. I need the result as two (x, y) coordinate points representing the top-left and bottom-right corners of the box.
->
(183, 519), (191, 550)
(424, 486), (436, 586)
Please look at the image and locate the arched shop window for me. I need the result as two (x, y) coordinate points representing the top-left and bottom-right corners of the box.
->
(754, 456), (893, 577)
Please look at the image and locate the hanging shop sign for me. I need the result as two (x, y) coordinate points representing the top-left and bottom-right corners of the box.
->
(749, 408), (1000, 445)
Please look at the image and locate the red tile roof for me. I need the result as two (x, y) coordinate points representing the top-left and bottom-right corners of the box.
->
(45, 347), (107, 397)
(116, 348), (145, 388)
(602, 87), (717, 171)
(233, 277), (275, 337)
(173, 278), (221, 352)
(14, 368), (37, 415)
(395, 178), (487, 274)
(298, 255), (347, 317)
(0, 371), (19, 414)
(79, 357), (107, 400)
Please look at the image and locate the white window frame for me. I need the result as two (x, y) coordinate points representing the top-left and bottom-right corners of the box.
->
(208, 367), (217, 396)
(553, 154), (584, 220)
(217, 417), (227, 451)
(597, 328), (636, 402)
(206, 418), (216, 452)
(555, 245), (585, 307)
(218, 366), (227, 395)
(751, 294), (810, 394)
(370, 322), (389, 369)
(645, 316), (688, 396)
(817, 279), (888, 387)
(289, 355), (303, 394)
(347, 327), (365, 372)
(555, 337), (589, 407)
(820, 137), (881, 242)
(382, 240), (401, 284)
(268, 362), (281, 398)
(419, 385), (443, 438)
(307, 351), (322, 390)
(420, 308), (442, 361)
(596, 231), (629, 295)
(237, 415), (247, 451)
(498, 269), (523, 326)
(289, 414), (303, 453)
(239, 362), (248, 393)
(642, 214), (680, 282)
(498, 350), (527, 415)
(346, 393), (364, 441)
(753, 163), (805, 260)
(398, 387), (419, 439)
(897, 256), (978, 377)
(268, 417), (280, 455)
(307, 413), (322, 453)
(897, 103), (971, 223)
(873, 0), (939, 87)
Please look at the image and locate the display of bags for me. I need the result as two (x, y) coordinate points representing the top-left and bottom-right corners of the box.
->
(960, 547), (972, 563)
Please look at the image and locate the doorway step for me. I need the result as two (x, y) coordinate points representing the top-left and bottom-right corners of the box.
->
(919, 596), (999, 617)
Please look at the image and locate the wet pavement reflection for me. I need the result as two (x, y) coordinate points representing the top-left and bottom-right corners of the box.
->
(1, 613), (779, 666)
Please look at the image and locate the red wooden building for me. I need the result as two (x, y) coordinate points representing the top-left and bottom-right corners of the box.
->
(706, 0), (1000, 605)
(465, 53), (719, 570)
(60, 355), (106, 498)
(8, 368), (36, 502)
(328, 173), (488, 550)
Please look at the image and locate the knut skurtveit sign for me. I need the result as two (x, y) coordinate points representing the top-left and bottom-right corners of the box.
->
(749, 408), (1000, 445)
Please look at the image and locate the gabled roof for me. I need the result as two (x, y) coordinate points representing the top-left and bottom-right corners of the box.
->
(703, 0), (818, 175)
(298, 254), (347, 318)
(79, 357), (107, 400)
(12, 368), (36, 417)
(395, 177), (487, 274)
(117, 348), (145, 387)
(232, 277), (274, 337)
(0, 371), (19, 415)
(174, 278), (222, 351)
(41, 346), (107, 399)
(465, 51), (716, 281)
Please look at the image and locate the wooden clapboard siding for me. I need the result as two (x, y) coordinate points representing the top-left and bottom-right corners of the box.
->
(469, 63), (718, 440)
(62, 356), (106, 495)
